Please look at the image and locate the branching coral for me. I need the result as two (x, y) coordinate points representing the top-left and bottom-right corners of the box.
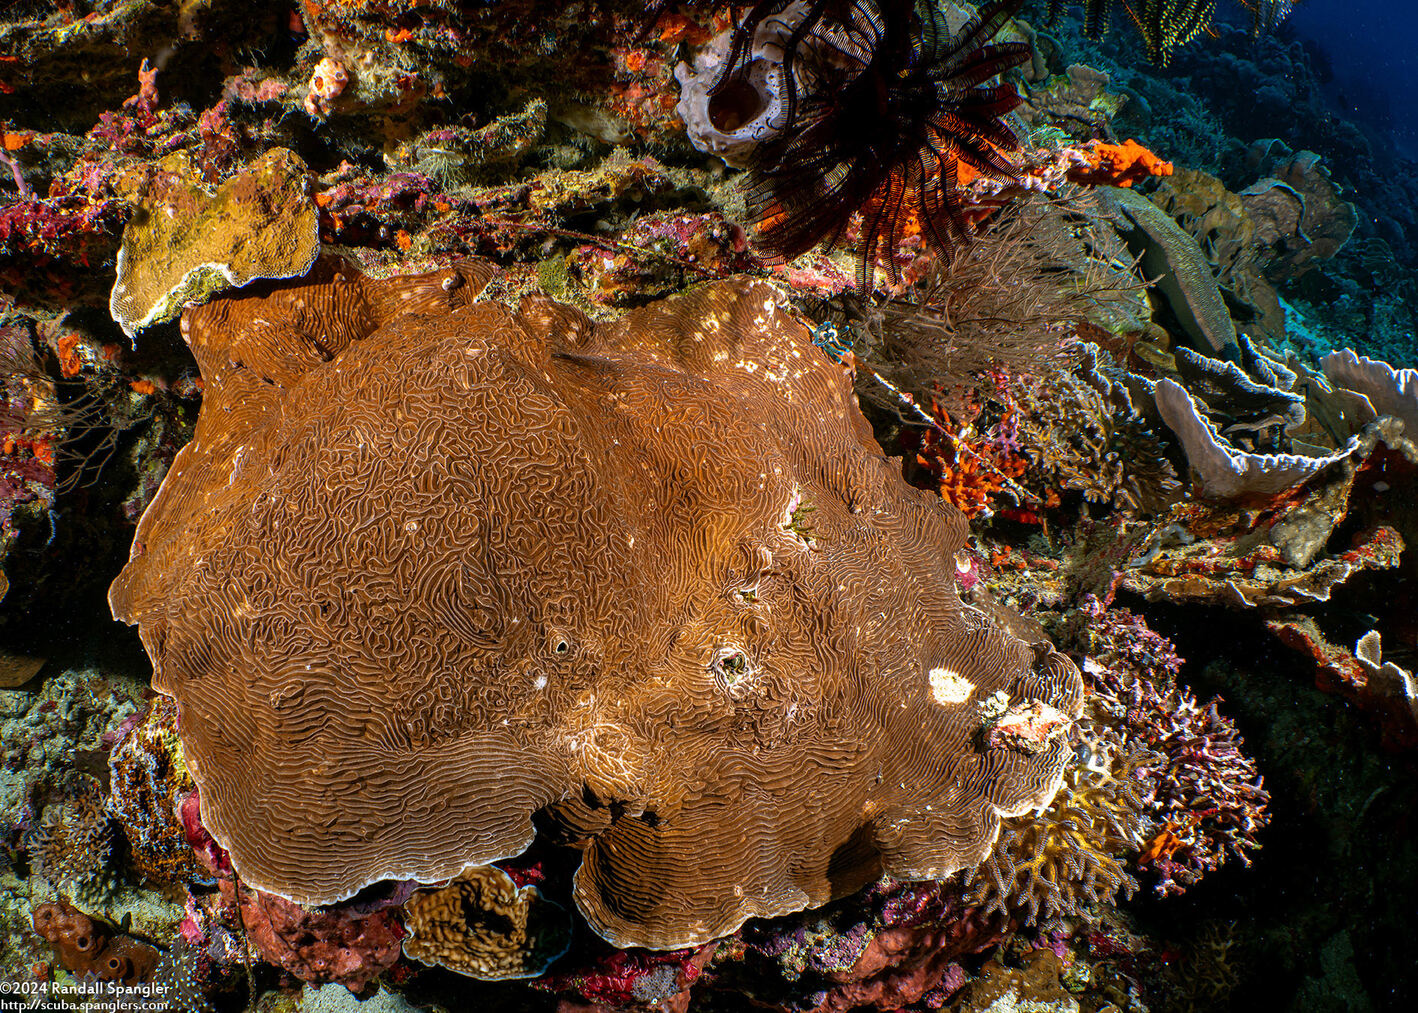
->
(1062, 599), (1270, 896)
(1013, 345), (1181, 517)
(703, 0), (1031, 284)
(1128, 689), (1270, 895)
(968, 744), (1149, 924)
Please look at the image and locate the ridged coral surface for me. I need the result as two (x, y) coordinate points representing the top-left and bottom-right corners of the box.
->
(108, 256), (1083, 950)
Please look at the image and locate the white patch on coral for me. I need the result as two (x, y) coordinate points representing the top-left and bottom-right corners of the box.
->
(928, 667), (973, 705)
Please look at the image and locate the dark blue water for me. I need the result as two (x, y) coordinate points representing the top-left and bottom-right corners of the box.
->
(1288, 1), (1418, 161)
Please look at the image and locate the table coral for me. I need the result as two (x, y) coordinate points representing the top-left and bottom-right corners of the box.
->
(109, 255), (1084, 950)
(1267, 618), (1418, 752)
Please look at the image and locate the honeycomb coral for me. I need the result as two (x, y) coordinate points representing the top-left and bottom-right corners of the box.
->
(109, 257), (1084, 949)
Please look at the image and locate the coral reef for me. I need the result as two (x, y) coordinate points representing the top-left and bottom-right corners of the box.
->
(0, 0), (1414, 1008)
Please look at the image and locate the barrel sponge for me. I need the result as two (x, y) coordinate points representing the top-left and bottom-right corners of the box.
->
(109, 257), (1084, 949)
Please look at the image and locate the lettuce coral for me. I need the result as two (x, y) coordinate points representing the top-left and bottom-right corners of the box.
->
(109, 255), (1085, 950)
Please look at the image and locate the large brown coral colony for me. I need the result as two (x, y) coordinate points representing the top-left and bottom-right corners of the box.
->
(108, 256), (1083, 950)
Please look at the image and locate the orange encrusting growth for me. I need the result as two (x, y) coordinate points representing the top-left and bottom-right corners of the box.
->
(1067, 139), (1173, 188)
(916, 404), (1031, 518)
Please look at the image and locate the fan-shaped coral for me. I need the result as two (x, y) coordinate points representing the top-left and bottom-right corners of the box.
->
(109, 256), (1085, 950)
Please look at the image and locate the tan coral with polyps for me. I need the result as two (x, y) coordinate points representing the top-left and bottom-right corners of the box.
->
(404, 866), (571, 980)
(109, 257), (1083, 949)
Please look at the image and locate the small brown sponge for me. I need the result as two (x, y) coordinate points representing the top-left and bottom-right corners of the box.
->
(109, 257), (1084, 948)
(31, 901), (159, 985)
(404, 866), (572, 980)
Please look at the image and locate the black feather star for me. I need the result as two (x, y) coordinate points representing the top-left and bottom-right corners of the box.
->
(710, 0), (1032, 287)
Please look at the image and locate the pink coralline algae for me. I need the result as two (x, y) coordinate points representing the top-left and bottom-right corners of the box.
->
(710, 879), (1004, 1013)
(540, 944), (716, 1013)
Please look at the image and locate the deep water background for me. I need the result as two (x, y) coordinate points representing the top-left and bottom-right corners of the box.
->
(1287, 1), (1418, 162)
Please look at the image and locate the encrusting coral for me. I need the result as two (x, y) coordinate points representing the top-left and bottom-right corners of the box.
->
(404, 865), (572, 980)
(106, 696), (206, 887)
(108, 255), (1084, 950)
